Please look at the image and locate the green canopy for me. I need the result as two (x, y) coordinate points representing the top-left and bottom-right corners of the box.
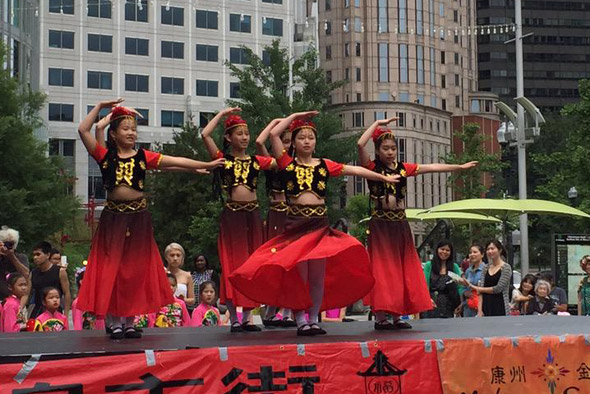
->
(426, 198), (590, 220)
(360, 209), (501, 224)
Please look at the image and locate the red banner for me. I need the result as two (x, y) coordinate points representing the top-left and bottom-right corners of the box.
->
(0, 339), (442, 393)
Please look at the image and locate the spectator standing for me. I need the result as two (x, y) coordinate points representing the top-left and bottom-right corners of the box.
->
(540, 272), (568, 313)
(0, 226), (30, 302)
(164, 243), (195, 307)
(191, 254), (219, 307)
(526, 280), (556, 315)
(577, 256), (590, 316)
(510, 274), (536, 315)
(49, 248), (62, 266)
(461, 245), (486, 317)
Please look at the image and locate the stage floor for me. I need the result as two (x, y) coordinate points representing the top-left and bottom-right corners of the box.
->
(1, 315), (587, 360)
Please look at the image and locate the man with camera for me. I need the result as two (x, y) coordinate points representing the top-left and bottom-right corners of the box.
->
(0, 226), (30, 303)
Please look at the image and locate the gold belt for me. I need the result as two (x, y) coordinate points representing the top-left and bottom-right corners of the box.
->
(106, 198), (148, 213)
(371, 208), (406, 221)
(225, 201), (259, 212)
(288, 204), (327, 218)
(269, 201), (288, 212)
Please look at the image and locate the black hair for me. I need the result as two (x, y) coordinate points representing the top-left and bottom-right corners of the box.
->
(166, 273), (178, 286)
(50, 248), (61, 256)
(431, 240), (455, 276)
(485, 239), (507, 259)
(288, 127), (317, 158)
(33, 241), (52, 255)
(333, 218), (349, 233)
(540, 271), (554, 284)
(7, 272), (25, 288)
(374, 132), (397, 153)
(76, 270), (85, 289)
(103, 117), (127, 192)
(519, 274), (537, 294)
(194, 254), (210, 270)
(199, 280), (217, 297)
(41, 286), (60, 301)
(470, 244), (485, 256)
(212, 126), (241, 201)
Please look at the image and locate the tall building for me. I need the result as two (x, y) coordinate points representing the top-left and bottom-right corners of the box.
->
(314, 0), (494, 210)
(477, 0), (590, 112)
(38, 0), (299, 203)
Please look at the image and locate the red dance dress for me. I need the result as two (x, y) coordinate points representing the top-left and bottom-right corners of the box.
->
(265, 170), (288, 241)
(362, 160), (432, 316)
(215, 152), (274, 308)
(230, 154), (375, 311)
(77, 144), (174, 317)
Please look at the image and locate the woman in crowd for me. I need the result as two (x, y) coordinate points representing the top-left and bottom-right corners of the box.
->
(510, 274), (536, 315)
(164, 243), (195, 307)
(578, 255), (590, 316)
(526, 279), (556, 315)
(422, 241), (463, 318)
(461, 244), (486, 317)
(470, 240), (513, 317)
(230, 111), (400, 336)
(77, 98), (223, 339)
(191, 254), (219, 308)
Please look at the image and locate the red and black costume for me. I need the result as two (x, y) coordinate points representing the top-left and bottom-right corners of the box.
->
(77, 107), (174, 317)
(264, 169), (288, 240)
(230, 122), (375, 311)
(215, 116), (274, 309)
(362, 127), (432, 316)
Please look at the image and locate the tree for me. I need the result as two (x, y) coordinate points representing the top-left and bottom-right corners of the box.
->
(0, 41), (79, 251)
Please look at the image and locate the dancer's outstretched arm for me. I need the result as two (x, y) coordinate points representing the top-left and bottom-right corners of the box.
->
(201, 107), (241, 158)
(342, 165), (401, 184)
(269, 111), (319, 158)
(420, 161), (478, 174)
(357, 117), (399, 166)
(158, 155), (224, 171)
(255, 118), (283, 156)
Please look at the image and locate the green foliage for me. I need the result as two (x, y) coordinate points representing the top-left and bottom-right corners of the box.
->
(0, 41), (79, 252)
(344, 194), (369, 244)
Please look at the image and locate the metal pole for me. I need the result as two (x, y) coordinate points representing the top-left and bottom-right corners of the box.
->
(515, 0), (529, 274)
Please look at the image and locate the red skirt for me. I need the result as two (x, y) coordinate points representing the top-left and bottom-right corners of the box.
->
(218, 202), (264, 309)
(363, 213), (432, 315)
(77, 199), (174, 317)
(230, 205), (375, 311)
(266, 201), (288, 240)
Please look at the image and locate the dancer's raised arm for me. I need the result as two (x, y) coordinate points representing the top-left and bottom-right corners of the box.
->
(357, 117), (399, 166)
(78, 98), (123, 154)
(269, 111), (319, 158)
(255, 118), (283, 156)
(201, 107), (241, 158)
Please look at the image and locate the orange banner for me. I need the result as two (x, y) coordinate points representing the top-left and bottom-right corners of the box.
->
(0, 339), (442, 393)
(438, 335), (590, 394)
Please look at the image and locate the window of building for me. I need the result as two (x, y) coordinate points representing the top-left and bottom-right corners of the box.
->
(230, 82), (240, 98)
(454, 73), (460, 86)
(442, 99), (447, 110)
(48, 68), (74, 87)
(125, 0), (147, 22)
(49, 0), (74, 14)
(355, 42), (361, 56)
(196, 80), (219, 97)
(416, 0), (423, 35)
(325, 45), (332, 60)
(325, 0), (331, 10)
(49, 138), (75, 157)
(345, 68), (350, 80)
(399, 44), (408, 83)
(262, 50), (271, 65)
(344, 0), (350, 7)
(230, 13), (251, 33)
(87, 71), (112, 89)
(379, 92), (390, 101)
(135, 109), (149, 126)
(455, 95), (461, 108)
(49, 30), (75, 49)
(229, 47), (250, 64)
(196, 44), (218, 62)
(161, 5), (184, 26)
(355, 0), (360, 6)
(196, 10), (218, 29)
(354, 17), (362, 32)
(356, 67), (361, 82)
(470, 99), (480, 113)
(125, 37), (149, 56)
(357, 93), (362, 101)
(326, 70), (332, 83)
(161, 77), (184, 95)
(161, 41), (184, 59)
(87, 0), (111, 18)
(441, 75), (446, 88)
(378, 0), (388, 32)
(88, 34), (112, 53)
(125, 74), (149, 92)
(352, 112), (364, 127)
(325, 21), (332, 35)
(430, 96), (437, 107)
(398, 0), (407, 33)
(396, 112), (405, 127)
(262, 0), (283, 3)
(453, 9), (458, 22)
(263, 17), (283, 36)
(48, 103), (74, 122)
(417, 45), (424, 84)
(375, 111), (387, 120)
(399, 92), (410, 102)
(161, 110), (184, 127)
(199, 112), (215, 128)
(378, 43), (389, 82)
(344, 42), (350, 57)
(430, 47), (436, 86)
(88, 159), (106, 200)
(454, 52), (459, 64)
(86, 106), (110, 123)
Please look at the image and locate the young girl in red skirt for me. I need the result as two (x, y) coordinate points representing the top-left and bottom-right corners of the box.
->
(77, 98), (223, 339)
(201, 107), (277, 333)
(357, 118), (477, 330)
(230, 111), (400, 336)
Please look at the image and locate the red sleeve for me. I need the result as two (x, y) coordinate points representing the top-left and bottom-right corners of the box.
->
(324, 159), (345, 177)
(276, 152), (294, 170)
(403, 163), (420, 177)
(255, 155), (275, 170)
(90, 144), (108, 163)
(214, 150), (224, 159)
(363, 160), (376, 171)
(145, 149), (163, 170)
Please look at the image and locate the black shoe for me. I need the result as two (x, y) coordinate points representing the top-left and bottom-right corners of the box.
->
(393, 319), (412, 329)
(297, 324), (315, 336)
(242, 323), (262, 332)
(281, 317), (297, 328)
(309, 323), (327, 335)
(105, 325), (113, 335)
(230, 322), (243, 333)
(262, 317), (283, 328)
(374, 320), (396, 331)
(124, 327), (142, 339)
(110, 327), (124, 340)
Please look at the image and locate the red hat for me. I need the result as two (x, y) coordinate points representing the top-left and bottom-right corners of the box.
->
(289, 119), (317, 134)
(371, 126), (395, 142)
(225, 115), (247, 132)
(110, 106), (137, 123)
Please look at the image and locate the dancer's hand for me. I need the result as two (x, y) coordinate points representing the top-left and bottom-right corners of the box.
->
(220, 107), (241, 117)
(98, 97), (124, 109)
(375, 116), (399, 126)
(292, 110), (319, 119)
(460, 161), (478, 170)
(381, 174), (401, 184)
(204, 158), (226, 169)
(431, 298), (437, 308)
(195, 169), (210, 175)
(477, 311), (484, 317)
(96, 113), (112, 130)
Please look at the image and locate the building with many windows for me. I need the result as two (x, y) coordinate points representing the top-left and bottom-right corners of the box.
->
(38, 0), (299, 203)
(1, 0), (38, 86)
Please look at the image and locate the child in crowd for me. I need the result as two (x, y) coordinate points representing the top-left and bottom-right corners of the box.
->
(33, 287), (68, 331)
(1, 273), (28, 332)
(72, 270), (105, 330)
(154, 274), (191, 328)
(321, 307), (346, 322)
(191, 281), (221, 327)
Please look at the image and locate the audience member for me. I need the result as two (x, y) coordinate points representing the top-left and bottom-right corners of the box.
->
(164, 243), (195, 307)
(526, 280), (556, 315)
(577, 255), (590, 316)
(0, 226), (30, 302)
(32, 287), (68, 331)
(191, 254), (219, 307)
(1, 273), (28, 332)
(153, 274), (191, 328)
(421, 241), (462, 319)
(540, 272), (568, 313)
(461, 244), (486, 317)
(470, 240), (512, 317)
(49, 248), (62, 267)
(191, 281), (222, 327)
(72, 269), (105, 330)
(321, 307), (346, 322)
(510, 274), (536, 315)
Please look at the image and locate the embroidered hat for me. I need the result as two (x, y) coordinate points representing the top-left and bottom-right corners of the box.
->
(109, 106), (137, 123)
(371, 126), (395, 142)
(225, 115), (248, 132)
(289, 119), (317, 134)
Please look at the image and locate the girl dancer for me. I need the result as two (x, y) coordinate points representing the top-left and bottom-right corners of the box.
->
(77, 98), (223, 339)
(231, 111), (400, 336)
(357, 118), (477, 329)
(201, 108), (276, 332)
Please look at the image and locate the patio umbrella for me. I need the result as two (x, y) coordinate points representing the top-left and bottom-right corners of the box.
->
(360, 209), (502, 224)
